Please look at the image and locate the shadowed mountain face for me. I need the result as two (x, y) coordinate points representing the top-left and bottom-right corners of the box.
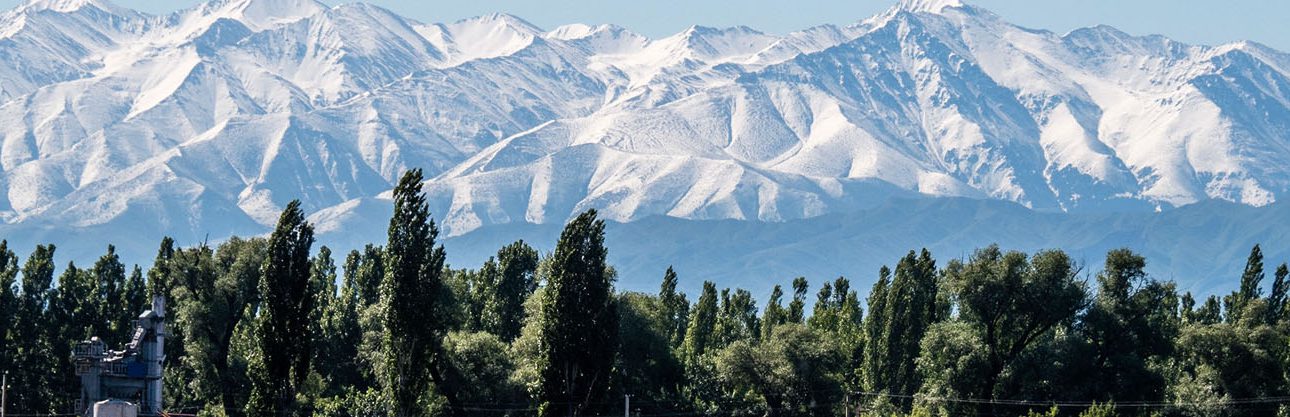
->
(1, 0), (1289, 291)
(438, 198), (1290, 297)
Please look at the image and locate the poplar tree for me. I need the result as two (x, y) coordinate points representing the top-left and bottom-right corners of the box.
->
(124, 265), (147, 324)
(489, 241), (540, 341)
(381, 169), (453, 417)
(683, 282), (719, 362)
(788, 277), (808, 324)
(148, 237), (176, 299)
(1225, 244), (1265, 324)
(536, 209), (619, 417)
(51, 261), (96, 405)
(0, 241), (17, 378)
(247, 201), (317, 417)
(879, 250), (938, 407)
(659, 266), (689, 348)
(92, 245), (129, 346)
(761, 285), (788, 341)
(862, 266), (891, 393)
(1268, 264), (1290, 324)
(12, 245), (57, 413)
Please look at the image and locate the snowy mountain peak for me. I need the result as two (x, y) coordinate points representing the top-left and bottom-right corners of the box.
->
(896, 0), (965, 13)
(22, 0), (122, 14)
(460, 12), (543, 35)
(205, 0), (324, 30)
(1, 0), (1290, 266)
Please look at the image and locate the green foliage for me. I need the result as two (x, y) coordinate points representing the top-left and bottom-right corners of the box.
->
(865, 250), (939, 410)
(12, 244), (57, 413)
(0, 241), (18, 378)
(486, 241), (540, 341)
(659, 266), (690, 348)
(441, 331), (526, 406)
(788, 277), (808, 324)
(50, 261), (95, 401)
(615, 292), (687, 413)
(1078, 402), (1118, 417)
(939, 246), (1086, 414)
(1075, 249), (1178, 403)
(762, 285), (788, 342)
(247, 200), (317, 417)
(807, 277), (863, 389)
(715, 324), (844, 417)
(1267, 263), (1289, 324)
(319, 248), (369, 395)
(16, 185), (1290, 417)
(1173, 322), (1288, 417)
(536, 209), (619, 417)
(862, 266), (891, 394)
(1225, 245), (1266, 325)
(683, 281), (719, 362)
(92, 245), (130, 346)
(344, 244), (385, 308)
(381, 169), (453, 417)
(170, 238), (266, 414)
(716, 288), (759, 346)
(914, 321), (991, 416)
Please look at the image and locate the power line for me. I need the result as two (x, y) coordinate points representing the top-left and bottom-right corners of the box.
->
(852, 391), (1290, 409)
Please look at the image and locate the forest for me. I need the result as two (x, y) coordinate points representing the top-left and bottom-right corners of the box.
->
(1, 169), (1288, 417)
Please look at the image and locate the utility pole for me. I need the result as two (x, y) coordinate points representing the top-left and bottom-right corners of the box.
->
(2, 370), (7, 417)
(623, 394), (631, 417)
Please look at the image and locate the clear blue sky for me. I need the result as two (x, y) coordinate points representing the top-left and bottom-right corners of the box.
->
(6, 0), (1289, 50)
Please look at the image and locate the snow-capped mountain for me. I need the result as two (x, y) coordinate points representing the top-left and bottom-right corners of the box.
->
(2, 0), (1289, 272)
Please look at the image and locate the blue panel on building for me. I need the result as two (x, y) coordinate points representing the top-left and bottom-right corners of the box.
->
(126, 362), (147, 378)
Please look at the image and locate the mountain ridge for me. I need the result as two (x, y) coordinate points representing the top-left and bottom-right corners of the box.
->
(0, 0), (1288, 287)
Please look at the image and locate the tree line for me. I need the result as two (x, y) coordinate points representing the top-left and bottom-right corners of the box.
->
(1, 169), (1289, 417)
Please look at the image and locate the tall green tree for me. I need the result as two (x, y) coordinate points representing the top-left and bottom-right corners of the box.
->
(716, 288), (759, 346)
(683, 282), (719, 362)
(1266, 263), (1289, 325)
(321, 248), (368, 394)
(616, 292), (687, 414)
(862, 266), (891, 394)
(124, 265), (148, 323)
(788, 277), (808, 324)
(864, 250), (938, 409)
(761, 285), (788, 341)
(148, 237), (176, 300)
(808, 277), (863, 389)
(171, 239), (265, 415)
(382, 169), (454, 417)
(0, 241), (18, 379)
(486, 240), (540, 341)
(1225, 244), (1265, 324)
(12, 245), (57, 413)
(1076, 249), (1178, 403)
(50, 261), (96, 407)
(92, 245), (130, 346)
(536, 209), (619, 417)
(344, 244), (385, 308)
(659, 266), (690, 348)
(247, 201), (317, 417)
(945, 246), (1086, 412)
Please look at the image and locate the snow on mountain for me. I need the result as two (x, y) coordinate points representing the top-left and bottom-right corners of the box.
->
(1, 0), (1289, 266)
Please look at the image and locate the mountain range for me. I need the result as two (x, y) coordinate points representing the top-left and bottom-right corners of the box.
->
(2, 0), (1288, 293)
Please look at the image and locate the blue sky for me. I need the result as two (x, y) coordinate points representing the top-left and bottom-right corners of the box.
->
(6, 0), (1289, 50)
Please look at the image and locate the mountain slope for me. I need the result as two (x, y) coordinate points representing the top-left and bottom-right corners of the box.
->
(0, 0), (1288, 280)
